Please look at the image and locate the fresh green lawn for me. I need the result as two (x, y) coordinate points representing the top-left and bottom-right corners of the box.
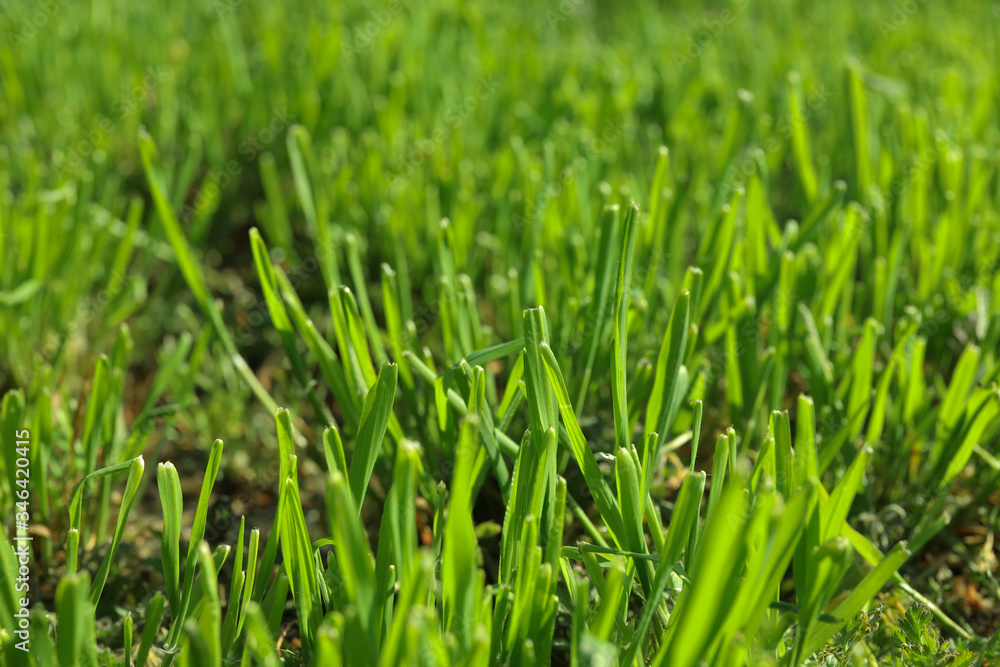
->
(1, 0), (999, 664)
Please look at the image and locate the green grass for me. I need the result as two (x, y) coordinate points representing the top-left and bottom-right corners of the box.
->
(1, 0), (1000, 664)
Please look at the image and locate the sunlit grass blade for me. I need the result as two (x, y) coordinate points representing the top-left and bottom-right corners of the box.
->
(348, 362), (398, 509)
(611, 203), (639, 452)
(575, 205), (621, 412)
(89, 455), (144, 605)
(249, 227), (332, 422)
(55, 572), (95, 667)
(654, 479), (747, 666)
(279, 470), (322, 658)
(621, 471), (705, 665)
(644, 288), (691, 479)
(195, 541), (222, 666)
(162, 438), (224, 664)
(138, 129), (281, 417)
(803, 542), (910, 656)
(325, 470), (377, 663)
(540, 341), (625, 546)
(442, 414), (481, 650)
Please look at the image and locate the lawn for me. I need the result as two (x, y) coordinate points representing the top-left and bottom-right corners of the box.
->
(0, 0), (999, 665)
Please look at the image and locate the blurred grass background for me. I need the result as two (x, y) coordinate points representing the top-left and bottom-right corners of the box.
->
(3, 0), (996, 393)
